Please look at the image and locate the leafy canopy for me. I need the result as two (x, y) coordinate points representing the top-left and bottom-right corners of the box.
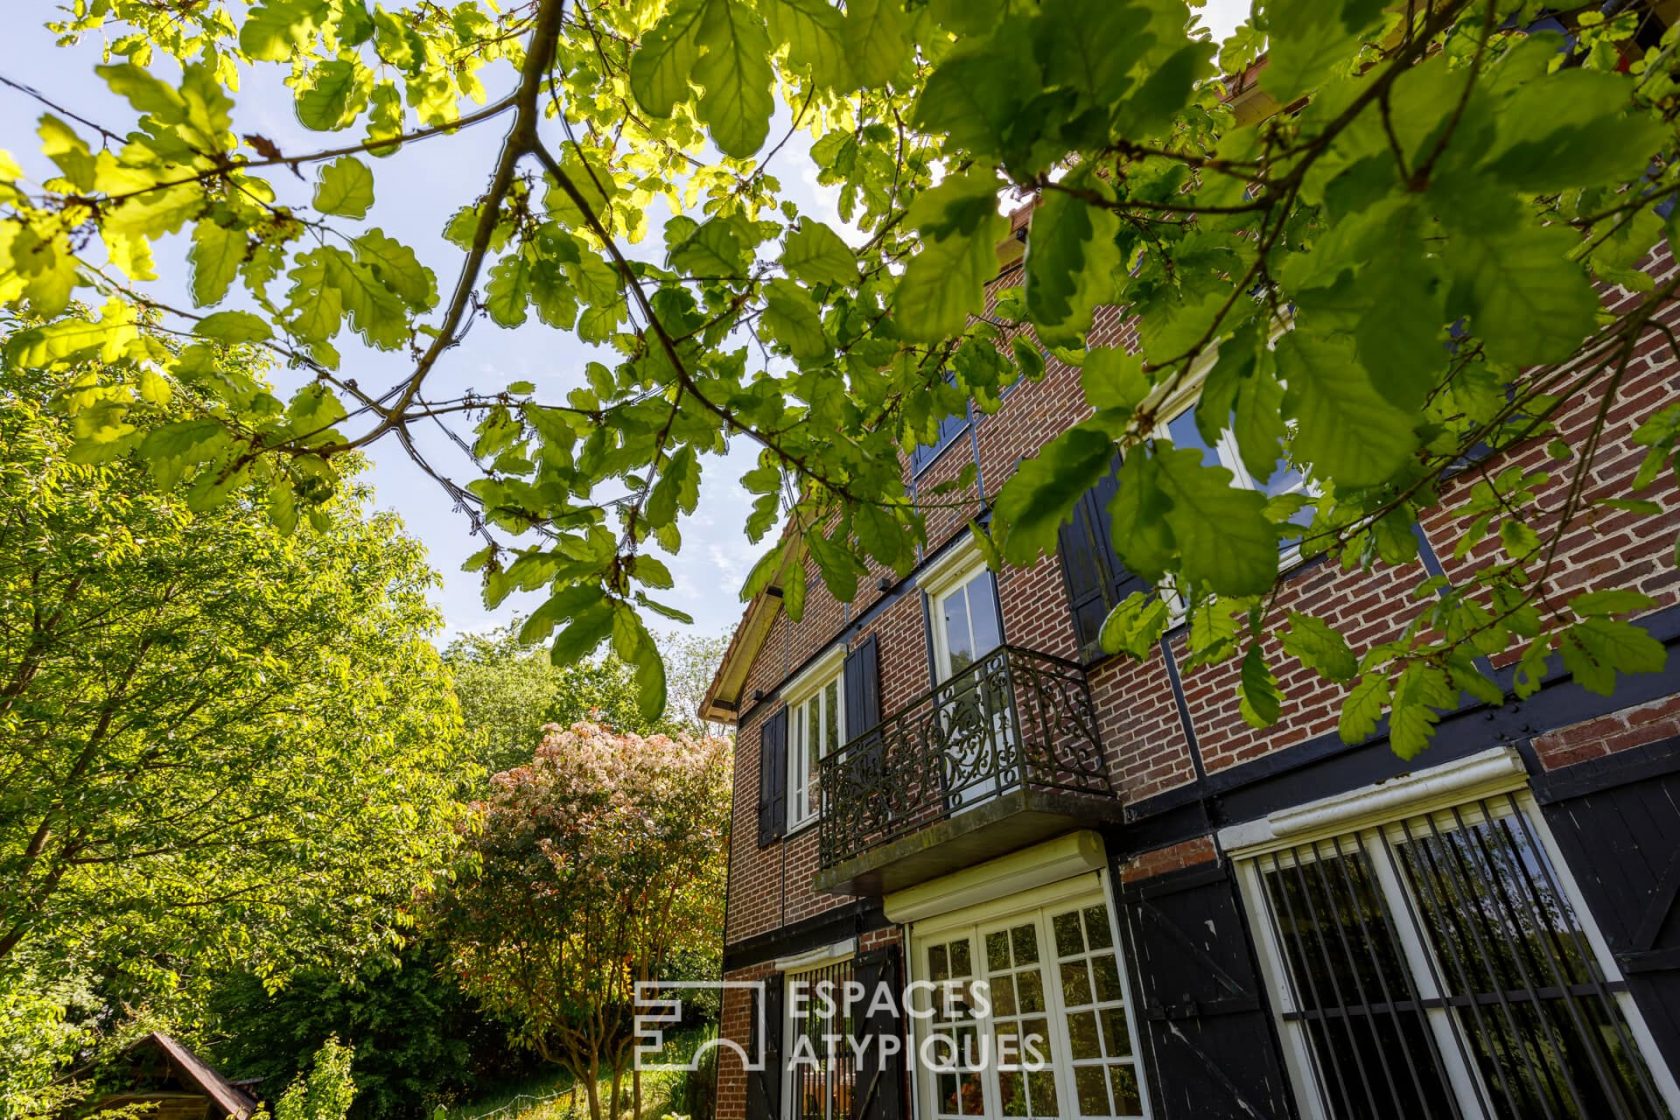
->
(3, 0), (1680, 752)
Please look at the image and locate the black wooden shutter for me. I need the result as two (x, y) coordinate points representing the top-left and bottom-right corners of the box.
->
(1118, 862), (1294, 1120)
(1058, 458), (1149, 657)
(851, 947), (906, 1120)
(844, 635), (881, 738)
(746, 971), (785, 1120)
(1536, 742), (1680, 1071)
(757, 708), (789, 848)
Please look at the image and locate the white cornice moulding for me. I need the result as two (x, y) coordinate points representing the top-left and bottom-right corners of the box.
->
(773, 937), (856, 974)
(782, 643), (847, 706)
(885, 831), (1106, 926)
(1218, 746), (1527, 856)
(917, 531), (986, 602)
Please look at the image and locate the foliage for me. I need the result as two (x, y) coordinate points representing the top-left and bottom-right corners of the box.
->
(271, 1037), (358, 1120)
(0, 357), (472, 1102)
(3, 0), (1680, 749)
(444, 625), (726, 774)
(435, 722), (731, 1120)
(205, 941), (539, 1120)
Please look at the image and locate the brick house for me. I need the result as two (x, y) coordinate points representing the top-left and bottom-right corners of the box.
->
(697, 199), (1680, 1120)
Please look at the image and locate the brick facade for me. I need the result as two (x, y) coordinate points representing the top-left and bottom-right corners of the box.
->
(710, 241), (1680, 1120)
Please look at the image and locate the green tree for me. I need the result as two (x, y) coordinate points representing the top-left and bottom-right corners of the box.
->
(435, 722), (732, 1120)
(445, 625), (728, 773)
(271, 1037), (357, 1120)
(3, 1), (1679, 750)
(0, 358), (471, 1107)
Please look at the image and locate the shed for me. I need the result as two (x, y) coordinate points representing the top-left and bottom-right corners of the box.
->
(84, 1031), (258, 1119)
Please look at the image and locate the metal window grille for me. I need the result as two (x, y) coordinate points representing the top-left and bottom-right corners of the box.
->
(1244, 793), (1673, 1120)
(786, 960), (857, 1120)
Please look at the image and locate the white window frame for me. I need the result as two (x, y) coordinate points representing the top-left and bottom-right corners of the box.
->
(783, 645), (846, 833)
(904, 871), (1153, 1120)
(1223, 749), (1680, 1120)
(920, 535), (1003, 685)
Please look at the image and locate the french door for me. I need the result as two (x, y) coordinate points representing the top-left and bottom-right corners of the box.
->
(928, 565), (1010, 810)
(913, 890), (1149, 1120)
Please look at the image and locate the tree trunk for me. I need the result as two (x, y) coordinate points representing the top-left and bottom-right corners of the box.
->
(585, 1057), (604, 1120)
(632, 1065), (642, 1120)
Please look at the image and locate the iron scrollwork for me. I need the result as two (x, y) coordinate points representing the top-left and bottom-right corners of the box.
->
(816, 646), (1113, 869)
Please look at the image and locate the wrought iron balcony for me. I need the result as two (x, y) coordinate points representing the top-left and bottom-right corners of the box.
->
(814, 646), (1121, 895)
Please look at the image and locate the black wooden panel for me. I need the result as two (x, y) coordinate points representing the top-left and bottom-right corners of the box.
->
(758, 708), (788, 848)
(845, 636), (881, 738)
(1058, 460), (1149, 658)
(852, 946), (906, 1120)
(1118, 862), (1295, 1120)
(746, 971), (785, 1120)
(1539, 740), (1680, 1071)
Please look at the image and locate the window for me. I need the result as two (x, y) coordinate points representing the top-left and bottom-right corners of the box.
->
(912, 889), (1148, 1120)
(785, 649), (845, 832)
(1235, 791), (1678, 1120)
(911, 404), (972, 475)
(785, 958), (857, 1120)
(922, 541), (1009, 810)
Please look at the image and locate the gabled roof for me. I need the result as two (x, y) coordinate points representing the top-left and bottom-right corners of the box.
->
(133, 1032), (259, 1119)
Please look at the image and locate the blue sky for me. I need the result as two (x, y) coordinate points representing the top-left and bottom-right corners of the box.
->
(2, 1), (1248, 644)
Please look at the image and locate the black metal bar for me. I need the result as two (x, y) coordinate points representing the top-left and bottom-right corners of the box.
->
(1325, 832), (1459, 1118)
(816, 646), (1112, 869)
(1392, 814), (1525, 1116)
(1453, 803), (1606, 1118)
(1499, 794), (1670, 1117)
(1285, 843), (1388, 1116)
(1416, 810), (1566, 1120)
(1264, 849), (1363, 1119)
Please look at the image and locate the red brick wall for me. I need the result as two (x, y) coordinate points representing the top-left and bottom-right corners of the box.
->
(723, 244), (1680, 955)
(1532, 692), (1680, 770)
(1119, 835), (1219, 883)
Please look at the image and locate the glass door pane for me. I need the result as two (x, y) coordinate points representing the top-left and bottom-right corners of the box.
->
(982, 919), (1060, 1119)
(926, 935), (988, 1118)
(933, 570), (1010, 811)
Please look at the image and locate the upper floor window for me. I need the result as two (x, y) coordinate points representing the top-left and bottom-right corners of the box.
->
(1057, 393), (1317, 658)
(910, 403), (972, 475)
(784, 647), (846, 833)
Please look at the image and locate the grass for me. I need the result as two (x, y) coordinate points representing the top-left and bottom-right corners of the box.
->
(447, 1028), (711, 1120)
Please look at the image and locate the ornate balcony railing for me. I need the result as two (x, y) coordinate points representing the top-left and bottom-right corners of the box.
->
(816, 645), (1112, 871)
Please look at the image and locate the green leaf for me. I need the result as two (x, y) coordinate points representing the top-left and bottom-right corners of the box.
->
(646, 445), (701, 528)
(1238, 643), (1283, 728)
(910, 36), (1031, 161)
(630, 0), (707, 118)
(763, 0), (848, 89)
(1023, 185), (1120, 347)
(313, 156), (375, 218)
(1339, 673), (1391, 743)
(295, 60), (369, 131)
(188, 220), (243, 307)
(1389, 663), (1456, 759)
(1281, 612), (1357, 682)
(550, 600), (615, 665)
(1263, 0), (1382, 101)
(993, 427), (1114, 564)
(1451, 227), (1598, 366)
(194, 310), (273, 342)
(241, 0), (326, 61)
(1035, 0), (1154, 108)
(1099, 591), (1169, 658)
(761, 279), (828, 361)
(1569, 589), (1658, 618)
(1156, 447), (1277, 597)
(1560, 617), (1667, 696)
(781, 219), (856, 287)
(671, 219), (747, 277)
(485, 255), (531, 328)
(693, 0), (775, 157)
(840, 0), (912, 89)
(1483, 70), (1670, 192)
(1277, 331), (1418, 489)
(1080, 347), (1149, 412)
(894, 170), (1007, 342)
(353, 229), (436, 310)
